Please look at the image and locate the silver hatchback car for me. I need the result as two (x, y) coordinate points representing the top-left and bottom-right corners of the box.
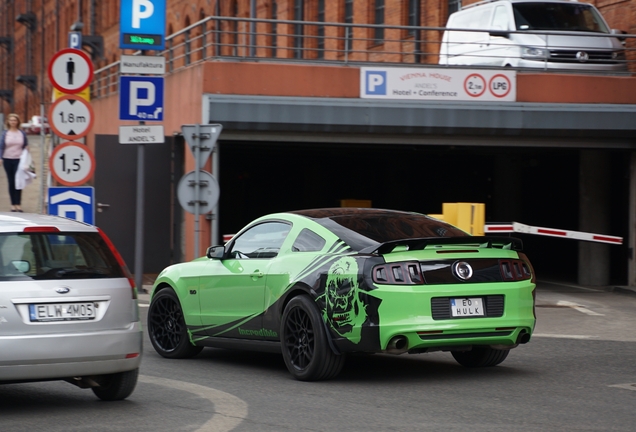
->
(0, 213), (142, 400)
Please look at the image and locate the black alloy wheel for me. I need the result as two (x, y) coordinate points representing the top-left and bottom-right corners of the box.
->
(281, 295), (345, 381)
(148, 288), (203, 359)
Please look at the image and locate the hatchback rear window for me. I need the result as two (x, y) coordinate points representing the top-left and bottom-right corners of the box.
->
(0, 232), (124, 281)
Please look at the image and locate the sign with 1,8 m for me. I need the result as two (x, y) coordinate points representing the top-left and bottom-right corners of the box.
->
(119, 76), (164, 121)
(49, 142), (96, 186)
(120, 0), (166, 50)
(49, 95), (95, 140)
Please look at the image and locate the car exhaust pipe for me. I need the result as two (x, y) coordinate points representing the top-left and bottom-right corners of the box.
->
(386, 336), (409, 354)
(517, 330), (531, 344)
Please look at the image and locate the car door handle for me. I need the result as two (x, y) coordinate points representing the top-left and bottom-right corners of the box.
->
(252, 270), (264, 279)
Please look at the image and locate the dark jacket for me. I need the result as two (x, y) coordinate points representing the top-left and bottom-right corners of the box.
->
(0, 129), (28, 160)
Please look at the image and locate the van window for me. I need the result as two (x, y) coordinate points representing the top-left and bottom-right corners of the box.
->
(512, 3), (609, 33)
(491, 6), (509, 30)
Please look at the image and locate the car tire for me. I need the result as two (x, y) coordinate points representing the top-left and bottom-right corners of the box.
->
(451, 346), (510, 367)
(91, 368), (139, 401)
(148, 288), (203, 359)
(281, 295), (345, 381)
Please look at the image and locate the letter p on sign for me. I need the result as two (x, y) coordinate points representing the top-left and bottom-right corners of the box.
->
(365, 71), (387, 95)
(132, 0), (154, 28)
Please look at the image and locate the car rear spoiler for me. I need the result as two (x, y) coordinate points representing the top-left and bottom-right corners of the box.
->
(360, 236), (523, 255)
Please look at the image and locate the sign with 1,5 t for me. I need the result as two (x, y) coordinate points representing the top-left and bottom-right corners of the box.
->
(49, 142), (96, 186)
(120, 0), (166, 50)
(49, 95), (95, 140)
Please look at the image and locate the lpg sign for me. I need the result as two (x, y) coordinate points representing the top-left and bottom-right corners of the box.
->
(120, 0), (166, 50)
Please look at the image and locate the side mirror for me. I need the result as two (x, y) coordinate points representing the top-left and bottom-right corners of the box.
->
(206, 245), (225, 260)
(489, 30), (510, 38)
(11, 260), (30, 273)
(610, 29), (627, 43)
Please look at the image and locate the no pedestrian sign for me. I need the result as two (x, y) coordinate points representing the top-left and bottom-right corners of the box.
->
(48, 48), (94, 94)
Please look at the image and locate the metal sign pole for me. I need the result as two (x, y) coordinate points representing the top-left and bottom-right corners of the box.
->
(194, 123), (201, 258)
(134, 137), (145, 292)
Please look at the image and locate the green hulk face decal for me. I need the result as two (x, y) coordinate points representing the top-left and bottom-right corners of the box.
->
(322, 257), (367, 344)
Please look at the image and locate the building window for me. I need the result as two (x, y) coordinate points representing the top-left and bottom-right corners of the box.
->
(448, 0), (462, 16)
(344, 0), (354, 52)
(294, 0), (304, 59)
(271, 0), (278, 57)
(317, 0), (325, 58)
(408, 0), (420, 36)
(374, 0), (384, 43)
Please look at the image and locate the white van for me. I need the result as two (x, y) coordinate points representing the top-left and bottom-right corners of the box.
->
(439, 0), (627, 72)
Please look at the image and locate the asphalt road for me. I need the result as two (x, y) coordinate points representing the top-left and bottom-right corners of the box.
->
(1, 281), (635, 432)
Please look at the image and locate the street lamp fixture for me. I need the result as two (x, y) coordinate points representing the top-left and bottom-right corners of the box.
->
(16, 12), (37, 30)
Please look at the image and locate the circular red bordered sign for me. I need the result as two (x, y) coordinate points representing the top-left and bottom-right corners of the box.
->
(48, 95), (95, 141)
(47, 48), (94, 94)
(489, 74), (512, 98)
(463, 74), (487, 98)
(49, 142), (96, 186)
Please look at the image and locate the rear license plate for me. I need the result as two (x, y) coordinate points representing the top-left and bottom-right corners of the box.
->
(450, 297), (484, 317)
(29, 303), (96, 322)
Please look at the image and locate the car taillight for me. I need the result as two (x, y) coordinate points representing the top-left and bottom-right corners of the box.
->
(97, 227), (137, 299)
(372, 262), (425, 285)
(498, 259), (532, 281)
(23, 226), (60, 233)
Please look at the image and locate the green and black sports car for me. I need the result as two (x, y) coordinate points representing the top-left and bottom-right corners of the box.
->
(148, 208), (536, 381)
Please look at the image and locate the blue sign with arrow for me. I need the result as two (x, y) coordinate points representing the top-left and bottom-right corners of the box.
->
(48, 187), (95, 225)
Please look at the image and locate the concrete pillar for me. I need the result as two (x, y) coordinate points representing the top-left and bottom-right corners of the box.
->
(578, 150), (610, 286)
(629, 152), (636, 286)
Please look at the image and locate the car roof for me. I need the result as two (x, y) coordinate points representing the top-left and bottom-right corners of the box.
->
(289, 208), (422, 220)
(463, 0), (588, 8)
(0, 212), (97, 233)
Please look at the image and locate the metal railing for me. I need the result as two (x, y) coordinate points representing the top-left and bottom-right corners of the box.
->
(92, 15), (636, 99)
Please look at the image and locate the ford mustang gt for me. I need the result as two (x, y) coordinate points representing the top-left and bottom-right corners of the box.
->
(148, 208), (536, 381)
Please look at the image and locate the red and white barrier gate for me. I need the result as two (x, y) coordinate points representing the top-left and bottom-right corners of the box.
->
(484, 222), (623, 245)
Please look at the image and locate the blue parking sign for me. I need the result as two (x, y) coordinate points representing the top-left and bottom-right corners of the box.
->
(48, 187), (95, 225)
(120, 0), (166, 50)
(119, 76), (164, 121)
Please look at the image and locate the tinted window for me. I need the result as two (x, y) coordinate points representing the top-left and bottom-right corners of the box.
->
(303, 211), (467, 251)
(0, 232), (123, 281)
(229, 222), (291, 259)
(292, 229), (326, 252)
(513, 3), (608, 33)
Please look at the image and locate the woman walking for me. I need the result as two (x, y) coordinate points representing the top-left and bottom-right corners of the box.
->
(0, 113), (28, 212)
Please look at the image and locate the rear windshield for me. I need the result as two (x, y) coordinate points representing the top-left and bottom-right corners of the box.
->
(0, 232), (123, 281)
(313, 213), (467, 251)
(513, 3), (609, 33)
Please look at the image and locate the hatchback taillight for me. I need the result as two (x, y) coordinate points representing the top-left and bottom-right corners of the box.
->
(97, 227), (137, 299)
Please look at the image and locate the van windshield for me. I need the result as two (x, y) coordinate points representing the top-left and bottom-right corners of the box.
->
(513, 3), (609, 33)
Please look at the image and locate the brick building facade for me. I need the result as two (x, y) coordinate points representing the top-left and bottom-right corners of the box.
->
(1, 0), (635, 121)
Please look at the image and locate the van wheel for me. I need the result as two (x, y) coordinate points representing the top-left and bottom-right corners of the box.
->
(281, 295), (345, 381)
(451, 346), (509, 367)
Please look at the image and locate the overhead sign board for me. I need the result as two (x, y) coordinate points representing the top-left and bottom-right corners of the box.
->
(120, 0), (166, 50)
(119, 76), (164, 121)
(360, 67), (516, 102)
(119, 125), (165, 144)
(120, 55), (165, 75)
(181, 124), (223, 169)
(49, 95), (95, 140)
(48, 187), (95, 225)
(48, 48), (94, 94)
(49, 142), (96, 186)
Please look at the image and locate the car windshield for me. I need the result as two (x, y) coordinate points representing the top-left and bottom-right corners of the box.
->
(513, 3), (609, 33)
(297, 209), (467, 251)
(0, 232), (123, 281)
